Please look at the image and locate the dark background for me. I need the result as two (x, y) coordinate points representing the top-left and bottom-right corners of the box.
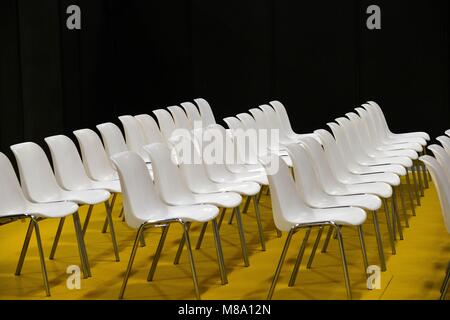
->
(1, 0), (449, 160)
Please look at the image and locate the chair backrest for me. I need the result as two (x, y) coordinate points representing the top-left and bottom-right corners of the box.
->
(327, 121), (362, 164)
(446, 130), (450, 138)
(261, 153), (312, 232)
(237, 113), (258, 130)
(111, 151), (166, 229)
(428, 145), (450, 182)
(0, 152), (28, 217)
(96, 122), (128, 158)
(73, 129), (118, 181)
(45, 135), (92, 190)
(420, 156), (450, 233)
(168, 105), (191, 130)
(270, 101), (296, 137)
(181, 102), (202, 126)
(119, 116), (150, 162)
(144, 143), (195, 206)
(249, 108), (270, 130)
(437, 136), (450, 156)
(223, 117), (245, 131)
(194, 98), (216, 127)
(10, 142), (63, 202)
(153, 109), (177, 142)
(135, 114), (165, 145)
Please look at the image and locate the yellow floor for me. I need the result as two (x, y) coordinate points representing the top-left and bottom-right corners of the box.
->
(0, 180), (449, 300)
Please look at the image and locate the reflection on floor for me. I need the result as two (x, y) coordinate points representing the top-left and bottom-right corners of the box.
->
(0, 180), (449, 300)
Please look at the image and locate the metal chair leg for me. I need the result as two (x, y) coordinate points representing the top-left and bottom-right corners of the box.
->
(174, 223), (191, 265)
(101, 216), (108, 234)
(182, 222), (201, 300)
(267, 229), (295, 300)
(234, 206), (250, 267)
(321, 226), (334, 253)
(372, 211), (387, 272)
(242, 196), (251, 214)
(440, 270), (450, 300)
(105, 201), (120, 261)
(73, 212), (91, 278)
(405, 173), (416, 216)
(333, 224), (352, 300)
(82, 205), (94, 235)
(217, 208), (226, 230)
(383, 199), (396, 255)
(288, 227), (312, 287)
(420, 154), (429, 189)
(32, 217), (51, 297)
(358, 225), (369, 272)
(392, 188), (404, 240)
(307, 227), (323, 269)
(118, 207), (124, 218)
(416, 162), (424, 197)
(147, 225), (170, 282)
(253, 196), (266, 251)
(212, 219), (228, 285)
(195, 222), (208, 250)
(411, 166), (421, 206)
(228, 209), (235, 225)
(139, 233), (146, 247)
(49, 217), (65, 260)
(15, 219), (34, 276)
(398, 183), (410, 228)
(118, 225), (145, 299)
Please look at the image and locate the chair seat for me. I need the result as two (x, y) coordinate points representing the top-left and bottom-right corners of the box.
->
(193, 192), (242, 209)
(215, 181), (261, 196)
(328, 182), (393, 199)
(57, 189), (111, 205)
(90, 180), (121, 193)
(166, 204), (220, 223)
(389, 132), (430, 142)
(340, 171), (401, 187)
(367, 149), (418, 160)
(376, 142), (423, 153)
(1, 201), (79, 219)
(359, 156), (412, 168)
(349, 163), (407, 177)
(308, 194), (382, 211)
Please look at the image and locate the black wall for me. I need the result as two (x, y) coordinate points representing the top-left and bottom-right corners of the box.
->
(1, 0), (449, 157)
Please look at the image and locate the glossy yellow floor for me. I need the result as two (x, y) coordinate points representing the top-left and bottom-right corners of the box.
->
(0, 179), (449, 300)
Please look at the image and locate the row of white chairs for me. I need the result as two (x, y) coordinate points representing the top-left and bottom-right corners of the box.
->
(420, 131), (450, 300)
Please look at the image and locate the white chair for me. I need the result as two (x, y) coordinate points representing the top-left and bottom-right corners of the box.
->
(153, 108), (177, 142)
(44, 135), (121, 261)
(111, 151), (222, 300)
(0, 152), (80, 296)
(269, 100), (317, 141)
(419, 155), (450, 300)
(10, 142), (112, 275)
(428, 145), (450, 182)
(181, 102), (202, 127)
(437, 135), (450, 156)
(299, 137), (395, 270)
(168, 105), (192, 130)
(96, 122), (128, 158)
(118, 115), (151, 162)
(134, 114), (165, 145)
(194, 98), (216, 127)
(446, 130), (450, 138)
(366, 101), (430, 142)
(261, 154), (367, 300)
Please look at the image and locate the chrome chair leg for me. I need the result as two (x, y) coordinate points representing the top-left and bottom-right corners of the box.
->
(441, 263), (450, 293)
(105, 201), (120, 262)
(118, 225), (145, 299)
(212, 219), (228, 285)
(118, 206), (124, 218)
(242, 196), (251, 214)
(147, 225), (170, 282)
(182, 222), (201, 300)
(217, 208), (226, 230)
(32, 217), (51, 297)
(420, 154), (429, 189)
(405, 173), (416, 216)
(358, 225), (369, 272)
(174, 223), (191, 265)
(82, 205), (94, 235)
(234, 206), (250, 267)
(15, 219), (34, 276)
(73, 212), (91, 278)
(333, 224), (352, 300)
(372, 211), (387, 272)
(49, 217), (65, 260)
(195, 222), (208, 250)
(392, 188), (404, 240)
(440, 270), (450, 300)
(139, 233), (146, 247)
(253, 196), (266, 251)
(383, 199), (396, 255)
(288, 227), (312, 287)
(102, 194), (118, 233)
(416, 162), (424, 197)
(398, 183), (410, 228)
(257, 188), (263, 204)
(307, 227), (324, 269)
(267, 229), (295, 300)
(321, 226), (334, 253)
(411, 166), (421, 206)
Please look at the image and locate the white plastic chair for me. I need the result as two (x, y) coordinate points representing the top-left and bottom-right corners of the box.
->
(10, 142), (112, 274)
(45, 135), (121, 261)
(261, 153), (366, 300)
(168, 105), (192, 130)
(153, 108), (177, 142)
(111, 151), (222, 300)
(446, 130), (450, 138)
(134, 114), (165, 145)
(0, 152), (80, 296)
(299, 137), (395, 269)
(419, 155), (450, 300)
(366, 101), (430, 142)
(119, 115), (151, 162)
(437, 135), (450, 156)
(194, 98), (216, 127)
(181, 102), (202, 127)
(96, 122), (128, 158)
(428, 145), (450, 182)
